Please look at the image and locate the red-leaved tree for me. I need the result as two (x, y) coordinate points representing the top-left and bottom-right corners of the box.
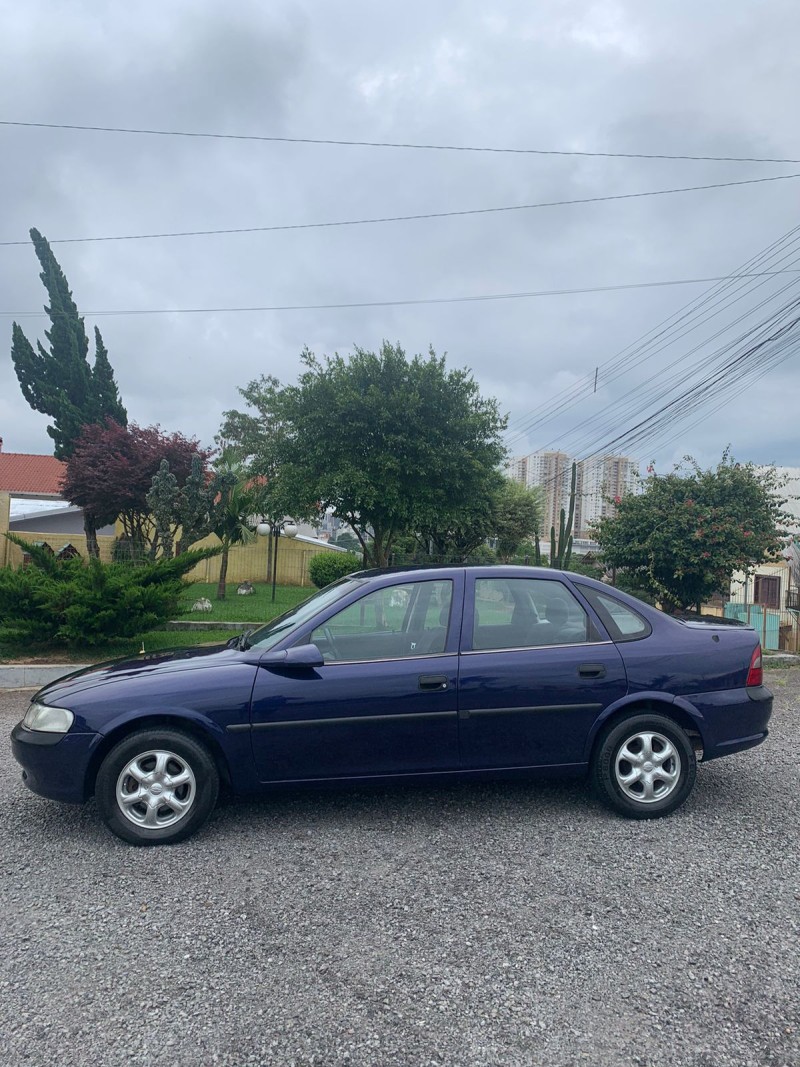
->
(62, 420), (212, 558)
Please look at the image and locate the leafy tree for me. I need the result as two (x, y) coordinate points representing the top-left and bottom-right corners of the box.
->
(11, 229), (128, 554)
(565, 553), (606, 580)
(0, 536), (219, 648)
(218, 375), (318, 580)
(331, 531), (362, 555)
(593, 453), (789, 612)
(414, 471), (502, 564)
(225, 343), (507, 567)
(493, 479), (543, 562)
(62, 420), (212, 560)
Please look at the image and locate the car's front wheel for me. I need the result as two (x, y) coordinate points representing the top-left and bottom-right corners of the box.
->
(591, 713), (697, 819)
(95, 728), (219, 845)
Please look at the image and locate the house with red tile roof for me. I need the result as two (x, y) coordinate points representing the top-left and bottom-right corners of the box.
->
(0, 438), (72, 566)
(0, 437), (66, 499)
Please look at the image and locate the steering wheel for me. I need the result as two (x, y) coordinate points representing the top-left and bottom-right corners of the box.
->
(322, 625), (338, 661)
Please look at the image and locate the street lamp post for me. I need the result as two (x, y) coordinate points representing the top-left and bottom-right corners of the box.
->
(257, 518), (299, 602)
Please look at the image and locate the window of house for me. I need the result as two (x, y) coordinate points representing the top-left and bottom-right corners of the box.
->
(753, 575), (780, 609)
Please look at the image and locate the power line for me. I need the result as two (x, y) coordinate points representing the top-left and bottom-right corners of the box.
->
(2, 119), (799, 164)
(504, 222), (800, 447)
(528, 283), (800, 463)
(512, 293), (800, 494)
(3, 173), (800, 248)
(4, 269), (800, 318)
(505, 221), (800, 436)
(574, 300), (800, 466)
(507, 225), (800, 437)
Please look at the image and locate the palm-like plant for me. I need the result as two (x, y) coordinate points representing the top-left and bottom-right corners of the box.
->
(209, 456), (260, 600)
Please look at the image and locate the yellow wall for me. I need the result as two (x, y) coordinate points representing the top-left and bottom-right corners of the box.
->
(0, 495), (117, 567)
(2, 510), (340, 586)
(184, 534), (339, 587)
(0, 492), (9, 568)
(3, 531), (116, 567)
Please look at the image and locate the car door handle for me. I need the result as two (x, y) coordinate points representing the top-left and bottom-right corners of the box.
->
(578, 663), (607, 678)
(419, 675), (449, 691)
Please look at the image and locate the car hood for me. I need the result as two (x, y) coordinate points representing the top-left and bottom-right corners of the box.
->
(36, 644), (248, 703)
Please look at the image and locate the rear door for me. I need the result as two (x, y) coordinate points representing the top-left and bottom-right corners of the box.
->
(458, 575), (627, 768)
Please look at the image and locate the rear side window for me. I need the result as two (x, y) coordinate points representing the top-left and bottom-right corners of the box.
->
(472, 577), (598, 650)
(577, 586), (652, 642)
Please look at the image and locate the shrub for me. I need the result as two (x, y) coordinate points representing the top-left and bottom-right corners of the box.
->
(308, 551), (362, 589)
(0, 536), (220, 647)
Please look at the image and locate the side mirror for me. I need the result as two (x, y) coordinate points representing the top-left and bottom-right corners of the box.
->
(260, 643), (325, 669)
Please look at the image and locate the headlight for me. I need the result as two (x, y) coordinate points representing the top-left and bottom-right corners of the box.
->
(22, 702), (75, 733)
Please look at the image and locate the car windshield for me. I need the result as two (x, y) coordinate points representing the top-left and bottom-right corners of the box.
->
(245, 577), (366, 652)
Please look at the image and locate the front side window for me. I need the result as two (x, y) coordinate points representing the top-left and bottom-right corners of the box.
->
(472, 578), (595, 650)
(310, 580), (453, 662)
(247, 576), (365, 652)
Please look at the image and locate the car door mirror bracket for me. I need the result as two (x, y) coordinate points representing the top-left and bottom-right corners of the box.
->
(259, 644), (325, 669)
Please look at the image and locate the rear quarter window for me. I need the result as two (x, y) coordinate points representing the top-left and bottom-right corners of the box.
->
(576, 586), (652, 642)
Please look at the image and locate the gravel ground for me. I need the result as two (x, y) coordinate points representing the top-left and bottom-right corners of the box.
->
(1, 678), (798, 1067)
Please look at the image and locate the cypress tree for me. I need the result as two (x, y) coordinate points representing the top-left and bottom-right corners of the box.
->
(11, 228), (128, 555)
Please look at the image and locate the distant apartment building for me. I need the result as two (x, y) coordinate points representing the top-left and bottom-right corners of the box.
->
(523, 451), (573, 538)
(574, 454), (638, 536)
(506, 455), (530, 486)
(508, 450), (638, 538)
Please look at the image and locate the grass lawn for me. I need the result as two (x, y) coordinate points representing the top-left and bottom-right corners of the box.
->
(178, 582), (312, 623)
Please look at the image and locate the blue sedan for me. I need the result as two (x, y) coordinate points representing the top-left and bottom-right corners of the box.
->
(11, 567), (772, 845)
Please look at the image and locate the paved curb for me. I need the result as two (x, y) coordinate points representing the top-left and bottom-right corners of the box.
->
(0, 621), (250, 688)
(0, 663), (90, 689)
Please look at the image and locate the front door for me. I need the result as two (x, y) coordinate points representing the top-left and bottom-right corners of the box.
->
(250, 576), (463, 781)
(459, 575), (627, 768)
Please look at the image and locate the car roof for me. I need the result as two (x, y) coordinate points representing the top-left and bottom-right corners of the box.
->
(349, 566), (666, 619)
(352, 564), (588, 581)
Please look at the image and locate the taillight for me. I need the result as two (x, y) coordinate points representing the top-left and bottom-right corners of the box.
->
(746, 644), (763, 687)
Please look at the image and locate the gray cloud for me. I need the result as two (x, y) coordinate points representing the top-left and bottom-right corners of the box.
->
(2, 0), (799, 474)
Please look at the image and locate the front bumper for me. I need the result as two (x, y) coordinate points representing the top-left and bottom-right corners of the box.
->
(10, 722), (100, 803)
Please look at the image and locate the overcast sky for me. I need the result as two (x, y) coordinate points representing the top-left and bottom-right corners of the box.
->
(2, 0), (799, 476)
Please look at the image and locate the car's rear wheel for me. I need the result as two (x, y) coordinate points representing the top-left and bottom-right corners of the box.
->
(95, 728), (219, 845)
(591, 713), (697, 819)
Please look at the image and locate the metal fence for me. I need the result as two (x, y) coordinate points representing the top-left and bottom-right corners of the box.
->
(719, 602), (800, 652)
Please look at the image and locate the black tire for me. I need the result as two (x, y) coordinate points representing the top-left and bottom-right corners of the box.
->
(95, 728), (219, 845)
(591, 713), (697, 819)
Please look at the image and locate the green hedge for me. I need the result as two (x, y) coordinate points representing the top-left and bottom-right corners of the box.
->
(0, 536), (220, 647)
(308, 551), (362, 589)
